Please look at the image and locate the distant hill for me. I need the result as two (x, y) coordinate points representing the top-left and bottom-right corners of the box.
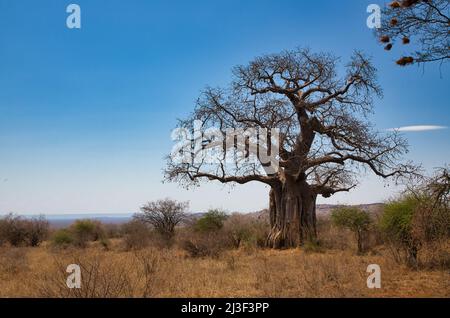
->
(246, 203), (385, 220)
(21, 203), (384, 228)
(30, 214), (133, 229)
(316, 203), (384, 217)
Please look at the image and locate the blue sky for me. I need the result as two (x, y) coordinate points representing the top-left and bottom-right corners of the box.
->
(0, 0), (448, 214)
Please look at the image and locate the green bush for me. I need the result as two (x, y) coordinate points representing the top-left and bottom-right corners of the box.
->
(51, 229), (74, 247)
(331, 207), (371, 254)
(380, 195), (420, 267)
(379, 169), (450, 268)
(380, 196), (417, 242)
(195, 209), (228, 233)
(71, 219), (105, 248)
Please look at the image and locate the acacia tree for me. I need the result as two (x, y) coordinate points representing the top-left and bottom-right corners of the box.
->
(377, 0), (449, 66)
(165, 48), (415, 248)
(331, 207), (371, 254)
(134, 198), (188, 242)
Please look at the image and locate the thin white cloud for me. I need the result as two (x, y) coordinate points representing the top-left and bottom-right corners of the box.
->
(387, 125), (448, 132)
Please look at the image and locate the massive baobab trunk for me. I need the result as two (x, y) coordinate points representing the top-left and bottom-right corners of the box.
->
(267, 176), (317, 248)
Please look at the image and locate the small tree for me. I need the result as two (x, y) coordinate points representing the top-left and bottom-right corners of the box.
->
(380, 195), (420, 267)
(331, 207), (371, 254)
(134, 198), (188, 243)
(0, 214), (49, 247)
(51, 229), (74, 247)
(25, 215), (49, 247)
(71, 219), (103, 248)
(195, 209), (228, 233)
(0, 214), (28, 247)
(381, 168), (449, 268)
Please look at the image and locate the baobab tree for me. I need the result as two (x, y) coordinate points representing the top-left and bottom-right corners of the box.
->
(165, 48), (415, 248)
(377, 0), (449, 66)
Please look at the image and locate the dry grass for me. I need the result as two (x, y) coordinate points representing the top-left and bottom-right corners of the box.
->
(0, 240), (448, 298)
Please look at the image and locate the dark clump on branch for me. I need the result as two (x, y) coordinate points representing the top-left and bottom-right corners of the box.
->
(402, 37), (410, 44)
(380, 35), (391, 43)
(401, 0), (421, 7)
(390, 18), (398, 26)
(390, 1), (401, 8)
(385, 44), (393, 51)
(396, 56), (415, 66)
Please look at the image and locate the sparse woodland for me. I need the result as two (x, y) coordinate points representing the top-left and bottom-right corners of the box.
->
(0, 168), (448, 297)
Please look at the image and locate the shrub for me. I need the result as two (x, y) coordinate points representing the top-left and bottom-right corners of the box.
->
(250, 215), (271, 248)
(195, 209), (228, 233)
(179, 209), (233, 257)
(331, 207), (371, 254)
(180, 234), (224, 258)
(71, 220), (104, 248)
(51, 229), (74, 247)
(0, 214), (49, 247)
(181, 240), (206, 258)
(223, 213), (270, 248)
(37, 251), (160, 297)
(0, 214), (28, 246)
(413, 201), (450, 242)
(25, 215), (49, 247)
(379, 167), (450, 268)
(121, 220), (151, 250)
(316, 217), (353, 250)
(380, 195), (420, 267)
(178, 211), (270, 258)
(223, 214), (252, 248)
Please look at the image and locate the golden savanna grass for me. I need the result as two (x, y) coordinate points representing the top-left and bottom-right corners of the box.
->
(0, 241), (449, 298)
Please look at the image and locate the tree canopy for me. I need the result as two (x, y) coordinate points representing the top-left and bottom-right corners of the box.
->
(166, 48), (415, 195)
(377, 0), (449, 66)
(165, 47), (417, 247)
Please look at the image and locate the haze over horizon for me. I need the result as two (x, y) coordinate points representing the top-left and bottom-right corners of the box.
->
(1, 0), (448, 215)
